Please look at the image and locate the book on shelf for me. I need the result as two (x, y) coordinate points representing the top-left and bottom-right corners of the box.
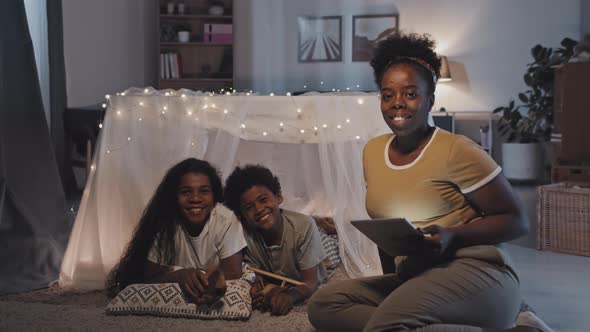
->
(160, 52), (182, 79)
(203, 23), (232, 44)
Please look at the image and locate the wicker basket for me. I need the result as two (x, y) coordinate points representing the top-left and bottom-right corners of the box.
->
(537, 183), (590, 256)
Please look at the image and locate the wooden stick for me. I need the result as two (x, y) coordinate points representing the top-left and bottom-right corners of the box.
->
(248, 267), (306, 286)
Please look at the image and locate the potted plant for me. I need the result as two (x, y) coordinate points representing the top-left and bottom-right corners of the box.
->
(174, 23), (192, 43)
(493, 37), (577, 181)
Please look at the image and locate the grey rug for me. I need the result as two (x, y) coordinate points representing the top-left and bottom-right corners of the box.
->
(0, 267), (537, 331)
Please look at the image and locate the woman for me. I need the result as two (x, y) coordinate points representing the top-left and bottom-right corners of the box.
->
(106, 158), (246, 304)
(307, 33), (550, 332)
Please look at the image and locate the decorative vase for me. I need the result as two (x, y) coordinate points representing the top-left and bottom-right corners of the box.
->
(166, 2), (175, 14)
(501, 143), (544, 181)
(177, 31), (190, 43)
(177, 3), (185, 15)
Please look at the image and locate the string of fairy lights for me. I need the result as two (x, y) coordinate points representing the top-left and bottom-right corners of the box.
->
(92, 86), (382, 171)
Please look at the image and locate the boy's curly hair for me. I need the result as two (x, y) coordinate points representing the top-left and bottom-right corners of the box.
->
(224, 164), (281, 222)
(370, 32), (442, 93)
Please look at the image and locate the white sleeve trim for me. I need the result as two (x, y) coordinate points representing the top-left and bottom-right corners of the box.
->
(460, 166), (502, 194)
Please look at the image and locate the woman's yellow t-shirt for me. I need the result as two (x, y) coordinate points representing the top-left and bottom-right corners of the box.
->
(363, 128), (501, 229)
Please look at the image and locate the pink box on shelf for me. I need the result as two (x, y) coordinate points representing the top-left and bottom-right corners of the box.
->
(203, 24), (232, 44)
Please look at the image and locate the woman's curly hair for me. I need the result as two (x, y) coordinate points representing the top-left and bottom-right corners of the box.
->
(370, 32), (442, 93)
(106, 158), (223, 296)
(224, 164), (281, 227)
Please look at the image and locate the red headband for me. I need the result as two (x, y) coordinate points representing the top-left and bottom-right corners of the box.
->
(391, 56), (437, 83)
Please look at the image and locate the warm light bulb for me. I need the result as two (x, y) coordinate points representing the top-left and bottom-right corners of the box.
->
(223, 109), (228, 114)
(181, 93), (186, 98)
(241, 124), (246, 129)
(98, 123), (103, 129)
(102, 103), (107, 108)
(357, 98), (364, 105)
(263, 131), (268, 136)
(270, 93), (274, 96)
(337, 125), (342, 129)
(355, 136), (361, 140)
(286, 92), (291, 96)
(279, 122), (284, 127)
(346, 118), (351, 123)
(127, 137), (131, 141)
(139, 102), (144, 106)
(144, 88), (149, 94)
(300, 129), (305, 134)
(105, 94), (111, 99)
(322, 124), (328, 128)
(297, 108), (302, 113)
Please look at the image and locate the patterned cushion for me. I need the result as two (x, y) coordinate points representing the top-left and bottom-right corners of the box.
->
(105, 279), (252, 320)
(319, 228), (341, 269)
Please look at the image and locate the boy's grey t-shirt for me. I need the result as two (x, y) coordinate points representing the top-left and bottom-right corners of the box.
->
(243, 209), (327, 283)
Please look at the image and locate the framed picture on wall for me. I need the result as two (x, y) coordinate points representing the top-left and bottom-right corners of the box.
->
(297, 16), (342, 63)
(352, 14), (399, 62)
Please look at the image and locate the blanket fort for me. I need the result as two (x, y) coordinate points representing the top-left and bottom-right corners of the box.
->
(59, 88), (394, 290)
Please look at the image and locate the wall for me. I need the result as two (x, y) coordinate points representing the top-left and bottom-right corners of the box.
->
(62, 0), (581, 112)
(234, 0), (581, 113)
(62, 0), (156, 107)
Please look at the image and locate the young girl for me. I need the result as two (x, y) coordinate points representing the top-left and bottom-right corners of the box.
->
(107, 158), (246, 304)
(224, 164), (326, 316)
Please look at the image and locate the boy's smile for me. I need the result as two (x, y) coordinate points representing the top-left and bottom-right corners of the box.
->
(239, 185), (283, 232)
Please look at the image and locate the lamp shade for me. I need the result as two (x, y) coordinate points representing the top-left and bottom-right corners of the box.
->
(438, 55), (452, 82)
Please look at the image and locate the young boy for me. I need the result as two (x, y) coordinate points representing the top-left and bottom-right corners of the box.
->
(224, 164), (326, 316)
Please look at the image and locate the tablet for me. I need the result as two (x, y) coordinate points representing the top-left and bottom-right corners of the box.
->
(351, 218), (423, 257)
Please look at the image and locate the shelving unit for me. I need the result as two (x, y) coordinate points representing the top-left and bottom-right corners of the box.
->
(156, 0), (233, 92)
(432, 111), (497, 157)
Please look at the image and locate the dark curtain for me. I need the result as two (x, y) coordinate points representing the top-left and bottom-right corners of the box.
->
(48, 0), (75, 194)
(0, 0), (70, 294)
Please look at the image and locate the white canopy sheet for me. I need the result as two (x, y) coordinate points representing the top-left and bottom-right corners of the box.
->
(59, 88), (432, 290)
